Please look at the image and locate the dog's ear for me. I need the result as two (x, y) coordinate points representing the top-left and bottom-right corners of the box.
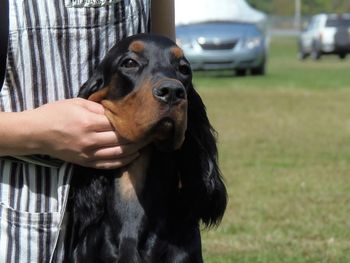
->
(78, 70), (106, 101)
(177, 84), (227, 227)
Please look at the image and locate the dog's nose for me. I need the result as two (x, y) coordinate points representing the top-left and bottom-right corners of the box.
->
(153, 82), (186, 104)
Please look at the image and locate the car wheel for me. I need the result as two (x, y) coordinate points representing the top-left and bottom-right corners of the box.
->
(298, 43), (308, 60)
(338, 53), (347, 60)
(235, 69), (247, 76)
(298, 50), (308, 60)
(311, 46), (321, 60)
(251, 62), (266, 76)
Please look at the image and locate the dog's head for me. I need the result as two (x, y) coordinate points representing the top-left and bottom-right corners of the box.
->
(79, 34), (227, 227)
(79, 34), (191, 151)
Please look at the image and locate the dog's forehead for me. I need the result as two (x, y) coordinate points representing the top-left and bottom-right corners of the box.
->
(129, 40), (184, 59)
(118, 34), (184, 59)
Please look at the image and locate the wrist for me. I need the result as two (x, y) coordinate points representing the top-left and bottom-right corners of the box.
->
(19, 110), (47, 155)
(0, 111), (41, 156)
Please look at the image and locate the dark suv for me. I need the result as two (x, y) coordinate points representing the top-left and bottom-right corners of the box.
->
(298, 13), (350, 60)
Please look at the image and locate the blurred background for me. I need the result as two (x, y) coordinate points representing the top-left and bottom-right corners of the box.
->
(174, 1), (350, 262)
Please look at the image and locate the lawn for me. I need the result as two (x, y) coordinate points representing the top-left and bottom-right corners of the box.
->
(194, 36), (350, 263)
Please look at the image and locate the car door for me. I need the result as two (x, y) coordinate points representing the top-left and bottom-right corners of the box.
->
(301, 16), (317, 53)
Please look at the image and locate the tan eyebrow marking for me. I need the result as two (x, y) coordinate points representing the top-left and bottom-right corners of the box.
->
(128, 40), (145, 53)
(170, 47), (184, 59)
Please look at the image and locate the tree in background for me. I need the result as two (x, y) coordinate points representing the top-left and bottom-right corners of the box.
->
(247, 0), (350, 15)
(247, 0), (273, 14)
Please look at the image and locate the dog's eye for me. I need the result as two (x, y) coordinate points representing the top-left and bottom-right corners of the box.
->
(121, 59), (139, 68)
(178, 63), (191, 76)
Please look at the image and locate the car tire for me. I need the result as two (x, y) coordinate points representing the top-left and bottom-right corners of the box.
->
(338, 53), (347, 60)
(311, 45), (321, 60)
(235, 69), (247, 76)
(298, 43), (308, 60)
(298, 50), (308, 60)
(251, 62), (266, 76)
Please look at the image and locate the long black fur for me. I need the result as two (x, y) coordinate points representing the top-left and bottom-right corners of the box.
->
(67, 34), (227, 263)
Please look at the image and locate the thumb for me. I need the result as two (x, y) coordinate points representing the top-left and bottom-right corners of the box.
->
(76, 98), (105, 115)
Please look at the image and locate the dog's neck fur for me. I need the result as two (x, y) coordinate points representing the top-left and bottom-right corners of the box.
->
(117, 147), (151, 201)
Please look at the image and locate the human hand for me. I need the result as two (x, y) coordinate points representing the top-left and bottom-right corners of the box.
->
(28, 98), (143, 169)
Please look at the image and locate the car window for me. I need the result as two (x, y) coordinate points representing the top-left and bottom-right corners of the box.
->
(307, 21), (314, 30)
(307, 17), (318, 31)
(176, 22), (262, 37)
(326, 18), (350, 27)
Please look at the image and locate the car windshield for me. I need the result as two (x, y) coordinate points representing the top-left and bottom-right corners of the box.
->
(326, 18), (350, 27)
(177, 22), (261, 35)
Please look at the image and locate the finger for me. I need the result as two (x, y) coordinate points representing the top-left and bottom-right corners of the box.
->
(88, 153), (140, 170)
(89, 143), (144, 161)
(71, 99), (112, 131)
(74, 98), (105, 115)
(89, 114), (115, 132)
(90, 131), (124, 147)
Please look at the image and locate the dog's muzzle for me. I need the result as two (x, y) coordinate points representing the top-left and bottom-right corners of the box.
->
(152, 80), (186, 105)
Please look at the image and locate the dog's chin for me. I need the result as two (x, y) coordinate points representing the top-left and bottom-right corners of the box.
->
(152, 118), (185, 152)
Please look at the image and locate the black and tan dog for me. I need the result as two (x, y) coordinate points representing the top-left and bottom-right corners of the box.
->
(68, 34), (227, 263)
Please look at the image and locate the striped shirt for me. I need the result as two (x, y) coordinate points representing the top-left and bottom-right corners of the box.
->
(0, 0), (150, 262)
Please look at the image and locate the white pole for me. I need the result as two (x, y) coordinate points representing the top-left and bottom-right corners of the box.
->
(295, 0), (301, 30)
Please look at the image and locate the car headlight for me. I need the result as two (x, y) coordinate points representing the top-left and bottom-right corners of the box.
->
(176, 38), (193, 49)
(245, 37), (262, 49)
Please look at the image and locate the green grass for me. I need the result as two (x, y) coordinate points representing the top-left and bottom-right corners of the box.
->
(195, 37), (350, 263)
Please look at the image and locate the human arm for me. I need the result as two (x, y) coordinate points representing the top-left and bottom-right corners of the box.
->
(150, 0), (175, 41)
(0, 0), (171, 170)
(0, 98), (142, 169)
